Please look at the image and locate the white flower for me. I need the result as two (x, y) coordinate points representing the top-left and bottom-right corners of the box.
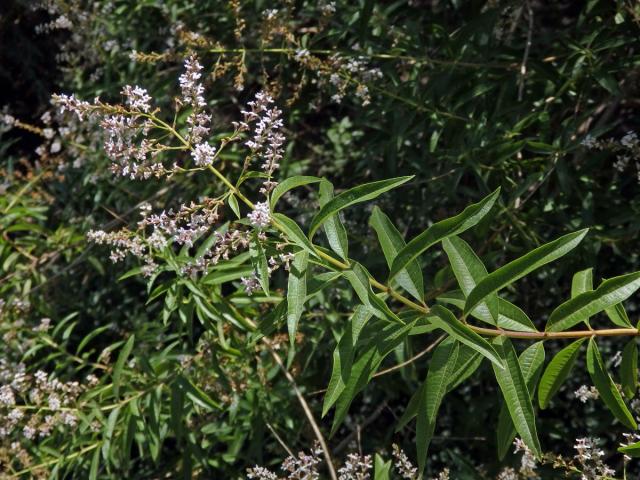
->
(0, 385), (15, 405)
(241, 275), (261, 295)
(191, 143), (216, 167)
(575, 385), (599, 403)
(247, 202), (271, 228)
(122, 85), (152, 112)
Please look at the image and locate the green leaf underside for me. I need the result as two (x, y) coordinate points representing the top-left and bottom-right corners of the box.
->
(270, 175), (321, 209)
(342, 262), (403, 324)
(465, 229), (589, 316)
(389, 188), (500, 281)
(437, 290), (536, 332)
(286, 251), (309, 346)
(429, 304), (503, 368)
(497, 342), (545, 459)
(309, 176), (413, 238)
(417, 338), (460, 473)
(491, 336), (542, 458)
(571, 268), (593, 327)
(587, 338), (637, 429)
(546, 271), (640, 332)
(370, 206), (424, 301)
(605, 302), (633, 328)
(537, 338), (586, 409)
(319, 179), (349, 261)
(443, 236), (499, 324)
(322, 306), (374, 416)
(620, 340), (638, 398)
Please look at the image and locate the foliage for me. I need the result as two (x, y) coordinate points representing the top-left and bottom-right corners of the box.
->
(2, 1), (640, 479)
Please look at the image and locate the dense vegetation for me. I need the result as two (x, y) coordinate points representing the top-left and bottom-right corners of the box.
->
(1, 1), (640, 478)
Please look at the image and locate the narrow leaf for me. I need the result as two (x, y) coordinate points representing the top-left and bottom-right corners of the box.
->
(466, 229), (588, 316)
(370, 206), (424, 301)
(342, 262), (402, 324)
(319, 180), (349, 261)
(587, 338), (637, 429)
(497, 342), (545, 459)
(374, 453), (393, 480)
(537, 338), (586, 409)
(620, 340), (638, 398)
(113, 335), (135, 398)
(309, 176), (413, 238)
(491, 336), (541, 457)
(390, 188), (500, 281)
(287, 251), (309, 345)
(619, 441), (640, 457)
(429, 304), (503, 368)
(270, 175), (321, 208)
(605, 301), (633, 328)
(443, 235), (499, 324)
(249, 233), (269, 295)
(323, 306), (374, 416)
(272, 213), (318, 258)
(546, 271), (640, 332)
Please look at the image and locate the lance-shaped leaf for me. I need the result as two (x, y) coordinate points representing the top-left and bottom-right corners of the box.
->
(491, 336), (541, 457)
(369, 206), (424, 301)
(319, 179), (349, 261)
(620, 340), (638, 398)
(465, 229), (589, 316)
(429, 304), (503, 368)
(309, 176), (413, 238)
(416, 338), (460, 473)
(389, 188), (500, 281)
(587, 338), (637, 429)
(249, 233), (269, 294)
(287, 251), (308, 346)
(322, 306), (374, 416)
(342, 262), (403, 324)
(113, 334), (135, 398)
(330, 320), (416, 435)
(437, 290), (536, 332)
(605, 302), (633, 328)
(443, 235), (499, 324)
(537, 338), (586, 409)
(397, 343), (482, 431)
(270, 175), (321, 209)
(571, 268), (593, 326)
(619, 441), (640, 457)
(272, 213), (318, 258)
(374, 454), (393, 480)
(546, 271), (640, 332)
(497, 342), (545, 459)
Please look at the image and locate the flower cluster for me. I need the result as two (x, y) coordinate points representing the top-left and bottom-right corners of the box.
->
(573, 437), (615, 480)
(392, 444), (418, 479)
(337, 453), (372, 480)
(513, 438), (538, 478)
(179, 55), (212, 145)
(574, 385), (599, 403)
(581, 130), (640, 182)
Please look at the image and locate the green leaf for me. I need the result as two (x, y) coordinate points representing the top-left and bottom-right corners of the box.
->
(287, 251), (309, 346)
(249, 233), (269, 295)
(319, 179), (349, 261)
(342, 262), (402, 324)
(323, 306), (374, 416)
(389, 188), (500, 281)
(587, 338), (637, 429)
(330, 320), (416, 435)
(113, 335), (135, 398)
(429, 304), (503, 368)
(89, 444), (100, 480)
(443, 236), (498, 324)
(491, 336), (541, 458)
(571, 268), (593, 297)
(374, 453), (393, 480)
(369, 206), (424, 301)
(546, 272), (640, 332)
(620, 340), (638, 398)
(270, 175), (321, 209)
(309, 176), (413, 238)
(416, 338), (460, 473)
(619, 441), (640, 457)
(176, 375), (221, 411)
(272, 213), (318, 258)
(497, 342), (545, 459)
(466, 229), (588, 316)
(605, 301), (633, 328)
(228, 193), (241, 219)
(537, 338), (586, 409)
